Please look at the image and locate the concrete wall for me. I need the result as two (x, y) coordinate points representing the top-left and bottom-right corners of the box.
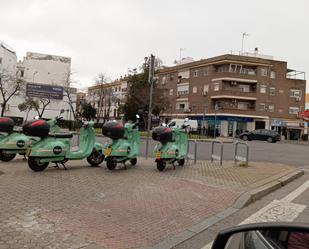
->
(0, 43), (17, 75)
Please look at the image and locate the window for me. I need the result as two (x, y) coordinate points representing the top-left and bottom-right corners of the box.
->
(260, 85), (267, 94)
(203, 84), (209, 94)
(289, 107), (300, 114)
(176, 102), (188, 110)
(259, 103), (266, 111)
(290, 89), (302, 98)
(239, 84), (250, 93)
(213, 82), (220, 91)
(177, 84), (189, 96)
(203, 67), (209, 76)
(20, 70), (24, 77)
(261, 68), (268, 77)
(270, 71), (276, 79)
(161, 76), (166, 85)
(269, 87), (276, 96)
(193, 70), (198, 77)
(0, 58), (2, 64)
(192, 86), (197, 93)
(169, 89), (173, 96)
(238, 102), (249, 110)
(268, 104), (274, 112)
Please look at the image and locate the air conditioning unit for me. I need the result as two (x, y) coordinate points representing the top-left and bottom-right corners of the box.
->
(202, 91), (207, 96)
(230, 81), (237, 86)
(295, 97), (301, 102)
(184, 108), (191, 113)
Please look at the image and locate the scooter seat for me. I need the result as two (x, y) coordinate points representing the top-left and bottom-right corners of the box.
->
(49, 133), (73, 138)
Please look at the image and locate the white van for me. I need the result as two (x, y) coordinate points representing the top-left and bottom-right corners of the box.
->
(167, 119), (198, 131)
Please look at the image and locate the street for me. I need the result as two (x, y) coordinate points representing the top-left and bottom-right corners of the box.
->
(175, 173), (309, 249)
(94, 136), (309, 167)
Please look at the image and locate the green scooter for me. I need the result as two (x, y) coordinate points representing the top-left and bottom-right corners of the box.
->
(102, 115), (140, 170)
(0, 115), (61, 162)
(152, 118), (189, 171)
(26, 119), (104, 172)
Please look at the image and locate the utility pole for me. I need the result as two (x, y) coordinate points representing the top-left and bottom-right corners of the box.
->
(241, 32), (249, 54)
(145, 54), (155, 159)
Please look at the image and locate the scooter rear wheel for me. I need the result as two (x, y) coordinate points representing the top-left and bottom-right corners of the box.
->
(156, 159), (166, 172)
(0, 150), (16, 162)
(106, 157), (117, 170)
(130, 158), (137, 166)
(87, 150), (104, 167)
(28, 157), (49, 172)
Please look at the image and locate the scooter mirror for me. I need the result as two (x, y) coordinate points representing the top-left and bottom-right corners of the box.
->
(184, 118), (189, 122)
(136, 114), (140, 119)
(60, 109), (65, 114)
(34, 116), (40, 120)
(162, 123), (167, 127)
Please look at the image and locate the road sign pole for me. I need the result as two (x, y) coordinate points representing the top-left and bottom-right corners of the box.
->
(145, 54), (155, 159)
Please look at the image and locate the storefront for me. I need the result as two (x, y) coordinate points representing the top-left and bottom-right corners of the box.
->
(284, 122), (304, 140)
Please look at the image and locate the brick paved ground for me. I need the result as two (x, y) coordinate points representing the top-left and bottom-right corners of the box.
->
(0, 157), (295, 249)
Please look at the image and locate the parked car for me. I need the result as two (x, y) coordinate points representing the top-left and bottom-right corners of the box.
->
(239, 129), (281, 143)
(167, 119), (198, 132)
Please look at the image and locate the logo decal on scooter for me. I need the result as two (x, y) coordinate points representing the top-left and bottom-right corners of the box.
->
(16, 140), (25, 148)
(53, 146), (62, 154)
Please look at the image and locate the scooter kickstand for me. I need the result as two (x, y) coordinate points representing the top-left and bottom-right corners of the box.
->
(54, 163), (60, 169)
(61, 163), (67, 170)
(123, 162), (127, 170)
(172, 162), (176, 170)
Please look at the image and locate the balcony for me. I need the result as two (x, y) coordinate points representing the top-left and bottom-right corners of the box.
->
(211, 107), (256, 115)
(211, 90), (257, 100)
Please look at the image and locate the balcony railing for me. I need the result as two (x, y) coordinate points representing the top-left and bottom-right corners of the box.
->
(211, 107), (256, 115)
(211, 89), (257, 98)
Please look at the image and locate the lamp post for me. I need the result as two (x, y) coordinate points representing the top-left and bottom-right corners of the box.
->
(214, 103), (219, 138)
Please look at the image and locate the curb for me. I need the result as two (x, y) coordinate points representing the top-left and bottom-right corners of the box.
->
(148, 169), (304, 249)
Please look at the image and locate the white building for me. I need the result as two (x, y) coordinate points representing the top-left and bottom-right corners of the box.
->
(87, 78), (128, 122)
(0, 41), (17, 75)
(4, 51), (77, 121)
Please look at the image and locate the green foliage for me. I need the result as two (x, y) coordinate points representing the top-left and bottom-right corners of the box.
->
(81, 103), (96, 120)
(121, 58), (169, 121)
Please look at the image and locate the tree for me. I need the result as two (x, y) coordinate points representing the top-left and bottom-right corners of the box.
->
(121, 57), (169, 123)
(0, 71), (24, 117)
(63, 70), (77, 120)
(89, 73), (110, 124)
(81, 103), (96, 121)
(18, 98), (39, 121)
(35, 98), (51, 118)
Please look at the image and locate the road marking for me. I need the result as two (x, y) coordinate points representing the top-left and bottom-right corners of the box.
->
(201, 180), (309, 249)
(281, 180), (309, 202)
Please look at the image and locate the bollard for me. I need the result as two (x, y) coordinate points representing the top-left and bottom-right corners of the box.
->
(194, 140), (197, 165)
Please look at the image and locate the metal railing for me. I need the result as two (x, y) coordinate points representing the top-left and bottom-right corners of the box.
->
(210, 141), (223, 166)
(234, 141), (249, 165)
(187, 140), (197, 164)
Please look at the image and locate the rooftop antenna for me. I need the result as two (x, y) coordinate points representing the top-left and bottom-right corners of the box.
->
(241, 32), (249, 54)
(179, 48), (185, 63)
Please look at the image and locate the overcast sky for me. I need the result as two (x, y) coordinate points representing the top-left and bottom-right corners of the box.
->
(1, 0), (308, 90)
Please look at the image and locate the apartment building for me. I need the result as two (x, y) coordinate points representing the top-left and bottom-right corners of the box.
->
(87, 78), (128, 122)
(157, 53), (306, 139)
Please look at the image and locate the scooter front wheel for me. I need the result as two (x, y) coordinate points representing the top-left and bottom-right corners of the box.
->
(130, 158), (137, 166)
(156, 159), (166, 172)
(178, 158), (185, 166)
(28, 157), (49, 172)
(87, 150), (104, 167)
(0, 150), (16, 162)
(106, 157), (117, 170)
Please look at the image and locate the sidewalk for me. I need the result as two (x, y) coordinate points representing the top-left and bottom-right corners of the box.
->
(0, 158), (303, 249)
